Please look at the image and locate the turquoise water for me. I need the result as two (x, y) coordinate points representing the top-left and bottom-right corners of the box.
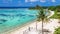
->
(0, 9), (37, 33)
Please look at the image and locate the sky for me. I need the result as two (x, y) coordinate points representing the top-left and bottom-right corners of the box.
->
(0, 0), (60, 7)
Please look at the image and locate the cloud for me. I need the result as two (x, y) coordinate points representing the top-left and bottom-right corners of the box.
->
(52, 0), (56, 2)
(30, 0), (38, 2)
(40, 0), (46, 2)
(25, 0), (39, 2)
(25, 0), (28, 2)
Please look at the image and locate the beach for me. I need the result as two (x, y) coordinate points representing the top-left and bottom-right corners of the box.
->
(3, 19), (60, 34)
(2, 11), (60, 34)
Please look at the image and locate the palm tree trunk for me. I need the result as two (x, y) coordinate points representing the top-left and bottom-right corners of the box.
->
(42, 20), (44, 34)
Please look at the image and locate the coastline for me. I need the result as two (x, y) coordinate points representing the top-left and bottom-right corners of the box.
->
(1, 11), (60, 34)
(2, 19), (60, 34)
(1, 19), (36, 34)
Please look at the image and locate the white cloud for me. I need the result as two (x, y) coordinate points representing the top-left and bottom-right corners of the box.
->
(52, 0), (56, 2)
(40, 0), (46, 2)
(30, 0), (38, 2)
(25, 0), (39, 2)
(25, 0), (28, 2)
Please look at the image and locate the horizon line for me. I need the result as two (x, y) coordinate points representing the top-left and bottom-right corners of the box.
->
(0, 7), (33, 9)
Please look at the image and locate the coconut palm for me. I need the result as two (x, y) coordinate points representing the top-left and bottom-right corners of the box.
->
(29, 5), (50, 34)
(36, 9), (50, 34)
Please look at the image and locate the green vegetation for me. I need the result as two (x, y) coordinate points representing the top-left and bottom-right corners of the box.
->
(54, 27), (60, 34)
(49, 5), (60, 19)
(50, 10), (60, 19)
(29, 5), (42, 10)
(48, 5), (60, 19)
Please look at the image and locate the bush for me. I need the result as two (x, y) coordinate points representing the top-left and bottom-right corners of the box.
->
(54, 27), (60, 34)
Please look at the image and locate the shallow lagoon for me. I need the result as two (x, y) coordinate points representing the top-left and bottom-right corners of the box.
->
(0, 9), (37, 33)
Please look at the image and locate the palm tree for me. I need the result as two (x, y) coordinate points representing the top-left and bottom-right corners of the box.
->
(36, 9), (50, 34)
(29, 5), (50, 34)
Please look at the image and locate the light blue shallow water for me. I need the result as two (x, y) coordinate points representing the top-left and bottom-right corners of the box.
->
(0, 9), (37, 33)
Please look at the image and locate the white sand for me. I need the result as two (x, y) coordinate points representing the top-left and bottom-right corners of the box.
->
(3, 11), (60, 34)
(6, 19), (60, 34)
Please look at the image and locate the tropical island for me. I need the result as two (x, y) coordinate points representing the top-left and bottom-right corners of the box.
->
(0, 5), (60, 34)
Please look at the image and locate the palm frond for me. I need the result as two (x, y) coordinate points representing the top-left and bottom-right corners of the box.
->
(36, 9), (50, 23)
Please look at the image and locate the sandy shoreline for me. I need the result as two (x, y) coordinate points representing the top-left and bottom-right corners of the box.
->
(1, 19), (36, 34)
(10, 19), (60, 34)
(2, 19), (60, 34)
(1, 11), (60, 34)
